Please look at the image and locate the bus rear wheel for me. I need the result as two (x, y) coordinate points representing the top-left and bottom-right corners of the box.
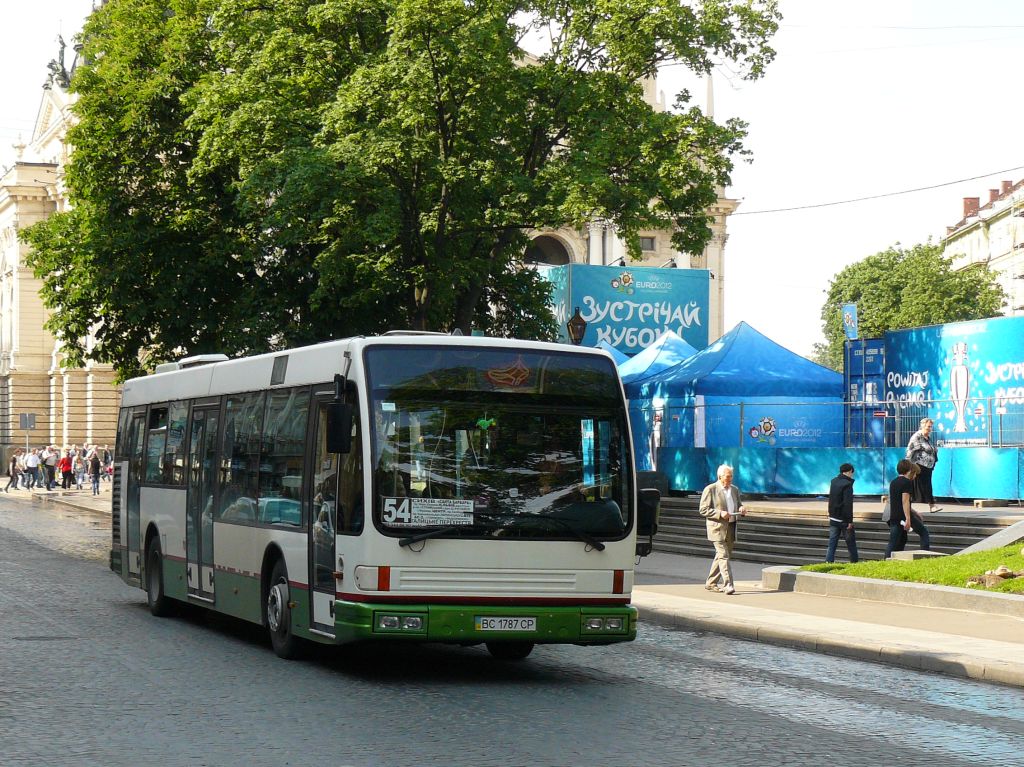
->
(266, 560), (302, 659)
(146, 543), (174, 617)
(485, 641), (534, 661)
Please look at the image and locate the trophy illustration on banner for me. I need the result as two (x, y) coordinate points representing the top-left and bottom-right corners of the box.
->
(950, 342), (970, 433)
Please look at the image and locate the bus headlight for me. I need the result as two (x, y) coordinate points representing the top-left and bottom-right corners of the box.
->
(604, 617), (623, 631)
(585, 617), (605, 631)
(401, 616), (423, 630)
(377, 615), (400, 629)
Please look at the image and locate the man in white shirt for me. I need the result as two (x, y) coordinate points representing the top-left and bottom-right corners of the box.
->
(24, 449), (41, 490)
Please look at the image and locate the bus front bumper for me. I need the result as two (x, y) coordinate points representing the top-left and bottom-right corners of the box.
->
(333, 601), (637, 645)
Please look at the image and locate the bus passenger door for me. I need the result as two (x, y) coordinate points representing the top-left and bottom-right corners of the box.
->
(125, 411), (146, 580)
(186, 406), (219, 600)
(309, 402), (339, 635)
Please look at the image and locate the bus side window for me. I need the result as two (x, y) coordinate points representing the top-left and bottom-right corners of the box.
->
(338, 400), (363, 535)
(144, 406), (169, 483)
(219, 392), (265, 524)
(259, 388), (310, 526)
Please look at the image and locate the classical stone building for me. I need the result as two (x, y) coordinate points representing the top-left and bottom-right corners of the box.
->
(943, 179), (1024, 316)
(0, 39), (120, 454)
(525, 76), (739, 342)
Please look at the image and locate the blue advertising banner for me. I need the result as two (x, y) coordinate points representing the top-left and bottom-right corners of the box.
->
(885, 316), (1024, 445)
(842, 303), (858, 340)
(538, 264), (710, 354)
(537, 264), (571, 332)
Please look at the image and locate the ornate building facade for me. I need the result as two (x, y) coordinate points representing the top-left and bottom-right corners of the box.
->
(525, 76), (739, 342)
(943, 179), (1024, 316)
(0, 39), (120, 455)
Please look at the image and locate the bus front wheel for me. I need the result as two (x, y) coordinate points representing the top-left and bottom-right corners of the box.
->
(485, 641), (534, 661)
(266, 560), (302, 659)
(146, 543), (174, 617)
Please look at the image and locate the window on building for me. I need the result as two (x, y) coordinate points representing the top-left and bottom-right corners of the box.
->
(639, 236), (656, 252)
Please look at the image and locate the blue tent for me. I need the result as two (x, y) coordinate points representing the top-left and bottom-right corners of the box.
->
(595, 340), (629, 366)
(636, 322), (841, 399)
(617, 330), (698, 393)
(632, 322), (843, 453)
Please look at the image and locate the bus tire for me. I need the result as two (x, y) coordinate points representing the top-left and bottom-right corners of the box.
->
(146, 542), (174, 617)
(266, 560), (302, 659)
(485, 641), (534, 661)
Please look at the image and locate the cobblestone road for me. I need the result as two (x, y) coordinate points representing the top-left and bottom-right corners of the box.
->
(1, 497), (1022, 766)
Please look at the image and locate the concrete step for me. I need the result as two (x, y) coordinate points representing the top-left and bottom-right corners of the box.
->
(655, 507), (1007, 532)
(655, 521), (990, 549)
(656, 531), (975, 555)
(659, 515), (994, 538)
(652, 494), (1017, 564)
(652, 537), (936, 565)
(655, 533), (959, 558)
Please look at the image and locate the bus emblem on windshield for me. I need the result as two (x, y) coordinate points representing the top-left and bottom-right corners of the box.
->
(485, 356), (530, 387)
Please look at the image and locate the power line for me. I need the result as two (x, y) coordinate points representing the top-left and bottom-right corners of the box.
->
(782, 24), (1024, 31)
(732, 165), (1024, 216)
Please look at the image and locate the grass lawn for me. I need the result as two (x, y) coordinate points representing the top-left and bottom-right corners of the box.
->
(802, 545), (1024, 594)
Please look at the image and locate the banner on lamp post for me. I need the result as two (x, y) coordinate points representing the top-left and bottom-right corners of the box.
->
(841, 304), (858, 340)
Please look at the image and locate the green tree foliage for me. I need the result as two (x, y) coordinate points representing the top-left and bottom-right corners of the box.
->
(24, 0), (780, 378)
(818, 242), (1006, 370)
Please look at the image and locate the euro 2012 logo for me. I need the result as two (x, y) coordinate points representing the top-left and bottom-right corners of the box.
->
(748, 417), (777, 445)
(610, 271), (635, 295)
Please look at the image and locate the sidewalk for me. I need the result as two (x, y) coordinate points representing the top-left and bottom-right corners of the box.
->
(17, 483), (113, 514)
(633, 551), (1024, 688)
(20, 487), (1024, 687)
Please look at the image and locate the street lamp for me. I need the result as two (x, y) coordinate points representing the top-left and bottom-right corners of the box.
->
(566, 307), (587, 345)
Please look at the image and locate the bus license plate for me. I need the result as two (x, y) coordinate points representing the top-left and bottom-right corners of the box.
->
(476, 616), (536, 632)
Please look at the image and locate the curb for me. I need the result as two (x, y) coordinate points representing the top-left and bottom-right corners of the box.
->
(762, 565), (1024, 619)
(31, 491), (111, 515)
(632, 592), (1024, 688)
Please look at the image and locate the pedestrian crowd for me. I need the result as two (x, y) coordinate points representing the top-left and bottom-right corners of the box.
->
(5, 444), (112, 496)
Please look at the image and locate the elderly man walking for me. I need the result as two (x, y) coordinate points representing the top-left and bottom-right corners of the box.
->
(699, 464), (747, 595)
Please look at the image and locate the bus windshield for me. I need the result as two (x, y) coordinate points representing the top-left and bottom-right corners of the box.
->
(365, 345), (631, 541)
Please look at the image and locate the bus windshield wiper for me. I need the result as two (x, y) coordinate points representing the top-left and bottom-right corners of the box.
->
(398, 524), (489, 547)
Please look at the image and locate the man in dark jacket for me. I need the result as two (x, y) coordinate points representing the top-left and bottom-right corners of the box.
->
(825, 463), (859, 563)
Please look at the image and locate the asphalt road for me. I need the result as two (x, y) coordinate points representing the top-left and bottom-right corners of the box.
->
(1, 498), (1022, 767)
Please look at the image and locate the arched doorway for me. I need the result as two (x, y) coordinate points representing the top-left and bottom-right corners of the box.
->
(525, 235), (571, 265)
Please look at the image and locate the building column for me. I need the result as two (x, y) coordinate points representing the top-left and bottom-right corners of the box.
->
(47, 372), (64, 445)
(609, 225), (627, 267)
(587, 222), (604, 265)
(87, 366), (121, 446)
(61, 368), (88, 447)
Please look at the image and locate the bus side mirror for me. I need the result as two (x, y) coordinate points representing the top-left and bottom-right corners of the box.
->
(326, 402), (353, 454)
(636, 488), (661, 557)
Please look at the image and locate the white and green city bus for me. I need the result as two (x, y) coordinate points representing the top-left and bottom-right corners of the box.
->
(110, 334), (659, 660)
